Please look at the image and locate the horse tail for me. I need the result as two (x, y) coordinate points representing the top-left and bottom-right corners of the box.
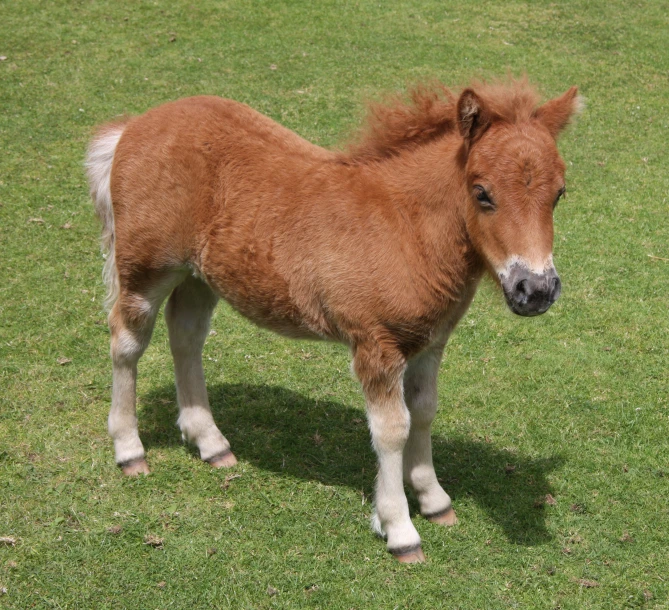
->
(85, 120), (129, 311)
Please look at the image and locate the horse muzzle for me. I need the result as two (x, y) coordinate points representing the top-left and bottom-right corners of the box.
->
(500, 263), (561, 317)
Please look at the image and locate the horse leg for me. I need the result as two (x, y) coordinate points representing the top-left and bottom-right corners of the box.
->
(108, 275), (179, 475)
(354, 343), (423, 563)
(165, 276), (236, 468)
(403, 344), (457, 526)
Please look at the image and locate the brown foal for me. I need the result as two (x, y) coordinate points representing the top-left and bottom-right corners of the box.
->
(87, 79), (580, 562)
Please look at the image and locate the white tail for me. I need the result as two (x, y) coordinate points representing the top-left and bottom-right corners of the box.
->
(85, 123), (127, 310)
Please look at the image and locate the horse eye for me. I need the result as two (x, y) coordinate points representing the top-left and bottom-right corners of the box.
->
(473, 185), (495, 210)
(554, 186), (566, 209)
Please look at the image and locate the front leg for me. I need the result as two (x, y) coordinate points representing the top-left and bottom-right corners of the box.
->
(403, 345), (457, 526)
(353, 342), (424, 563)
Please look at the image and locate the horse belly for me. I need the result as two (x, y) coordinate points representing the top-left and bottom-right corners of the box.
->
(201, 237), (332, 340)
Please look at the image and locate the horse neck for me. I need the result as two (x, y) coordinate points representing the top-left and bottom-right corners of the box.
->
(368, 136), (483, 297)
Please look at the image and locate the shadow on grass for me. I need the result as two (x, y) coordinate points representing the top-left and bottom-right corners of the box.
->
(140, 383), (563, 546)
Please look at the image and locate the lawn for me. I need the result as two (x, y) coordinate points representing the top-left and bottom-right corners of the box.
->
(1, 0), (668, 608)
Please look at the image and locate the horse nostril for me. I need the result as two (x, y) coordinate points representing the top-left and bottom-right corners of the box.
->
(515, 279), (528, 296)
(550, 276), (561, 299)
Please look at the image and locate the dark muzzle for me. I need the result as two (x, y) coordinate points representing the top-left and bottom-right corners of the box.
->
(501, 264), (561, 317)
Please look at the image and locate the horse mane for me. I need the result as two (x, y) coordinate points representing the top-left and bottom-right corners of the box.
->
(340, 78), (542, 164)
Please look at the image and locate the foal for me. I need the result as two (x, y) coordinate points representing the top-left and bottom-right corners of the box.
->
(87, 79), (580, 562)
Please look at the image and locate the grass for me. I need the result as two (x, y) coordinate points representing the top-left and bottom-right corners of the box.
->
(1, 0), (668, 607)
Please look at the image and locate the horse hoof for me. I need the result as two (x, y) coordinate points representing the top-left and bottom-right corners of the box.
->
(208, 449), (238, 468)
(120, 458), (150, 476)
(425, 507), (458, 526)
(391, 544), (426, 564)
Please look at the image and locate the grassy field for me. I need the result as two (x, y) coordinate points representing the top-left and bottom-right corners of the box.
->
(1, 0), (668, 607)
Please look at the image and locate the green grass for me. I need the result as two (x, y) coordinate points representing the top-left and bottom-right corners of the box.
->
(1, 0), (668, 607)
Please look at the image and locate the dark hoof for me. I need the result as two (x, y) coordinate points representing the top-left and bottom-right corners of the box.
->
(207, 449), (238, 468)
(119, 458), (150, 476)
(424, 507), (458, 526)
(390, 544), (426, 564)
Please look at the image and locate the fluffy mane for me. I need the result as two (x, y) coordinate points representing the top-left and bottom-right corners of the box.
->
(341, 78), (542, 163)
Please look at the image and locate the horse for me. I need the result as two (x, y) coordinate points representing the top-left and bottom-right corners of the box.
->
(86, 78), (580, 562)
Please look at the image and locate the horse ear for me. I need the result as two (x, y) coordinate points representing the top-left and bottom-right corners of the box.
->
(534, 86), (583, 139)
(457, 89), (491, 145)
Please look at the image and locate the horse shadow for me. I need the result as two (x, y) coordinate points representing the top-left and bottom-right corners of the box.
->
(140, 382), (563, 546)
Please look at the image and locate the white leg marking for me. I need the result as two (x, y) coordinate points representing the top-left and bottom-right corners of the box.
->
(366, 391), (421, 552)
(108, 274), (184, 468)
(403, 346), (453, 517)
(109, 323), (152, 466)
(166, 277), (231, 462)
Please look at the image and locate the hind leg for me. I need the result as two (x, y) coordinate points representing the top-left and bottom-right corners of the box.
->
(108, 274), (181, 475)
(165, 276), (236, 467)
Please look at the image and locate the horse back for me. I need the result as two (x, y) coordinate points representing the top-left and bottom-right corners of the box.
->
(109, 96), (332, 295)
